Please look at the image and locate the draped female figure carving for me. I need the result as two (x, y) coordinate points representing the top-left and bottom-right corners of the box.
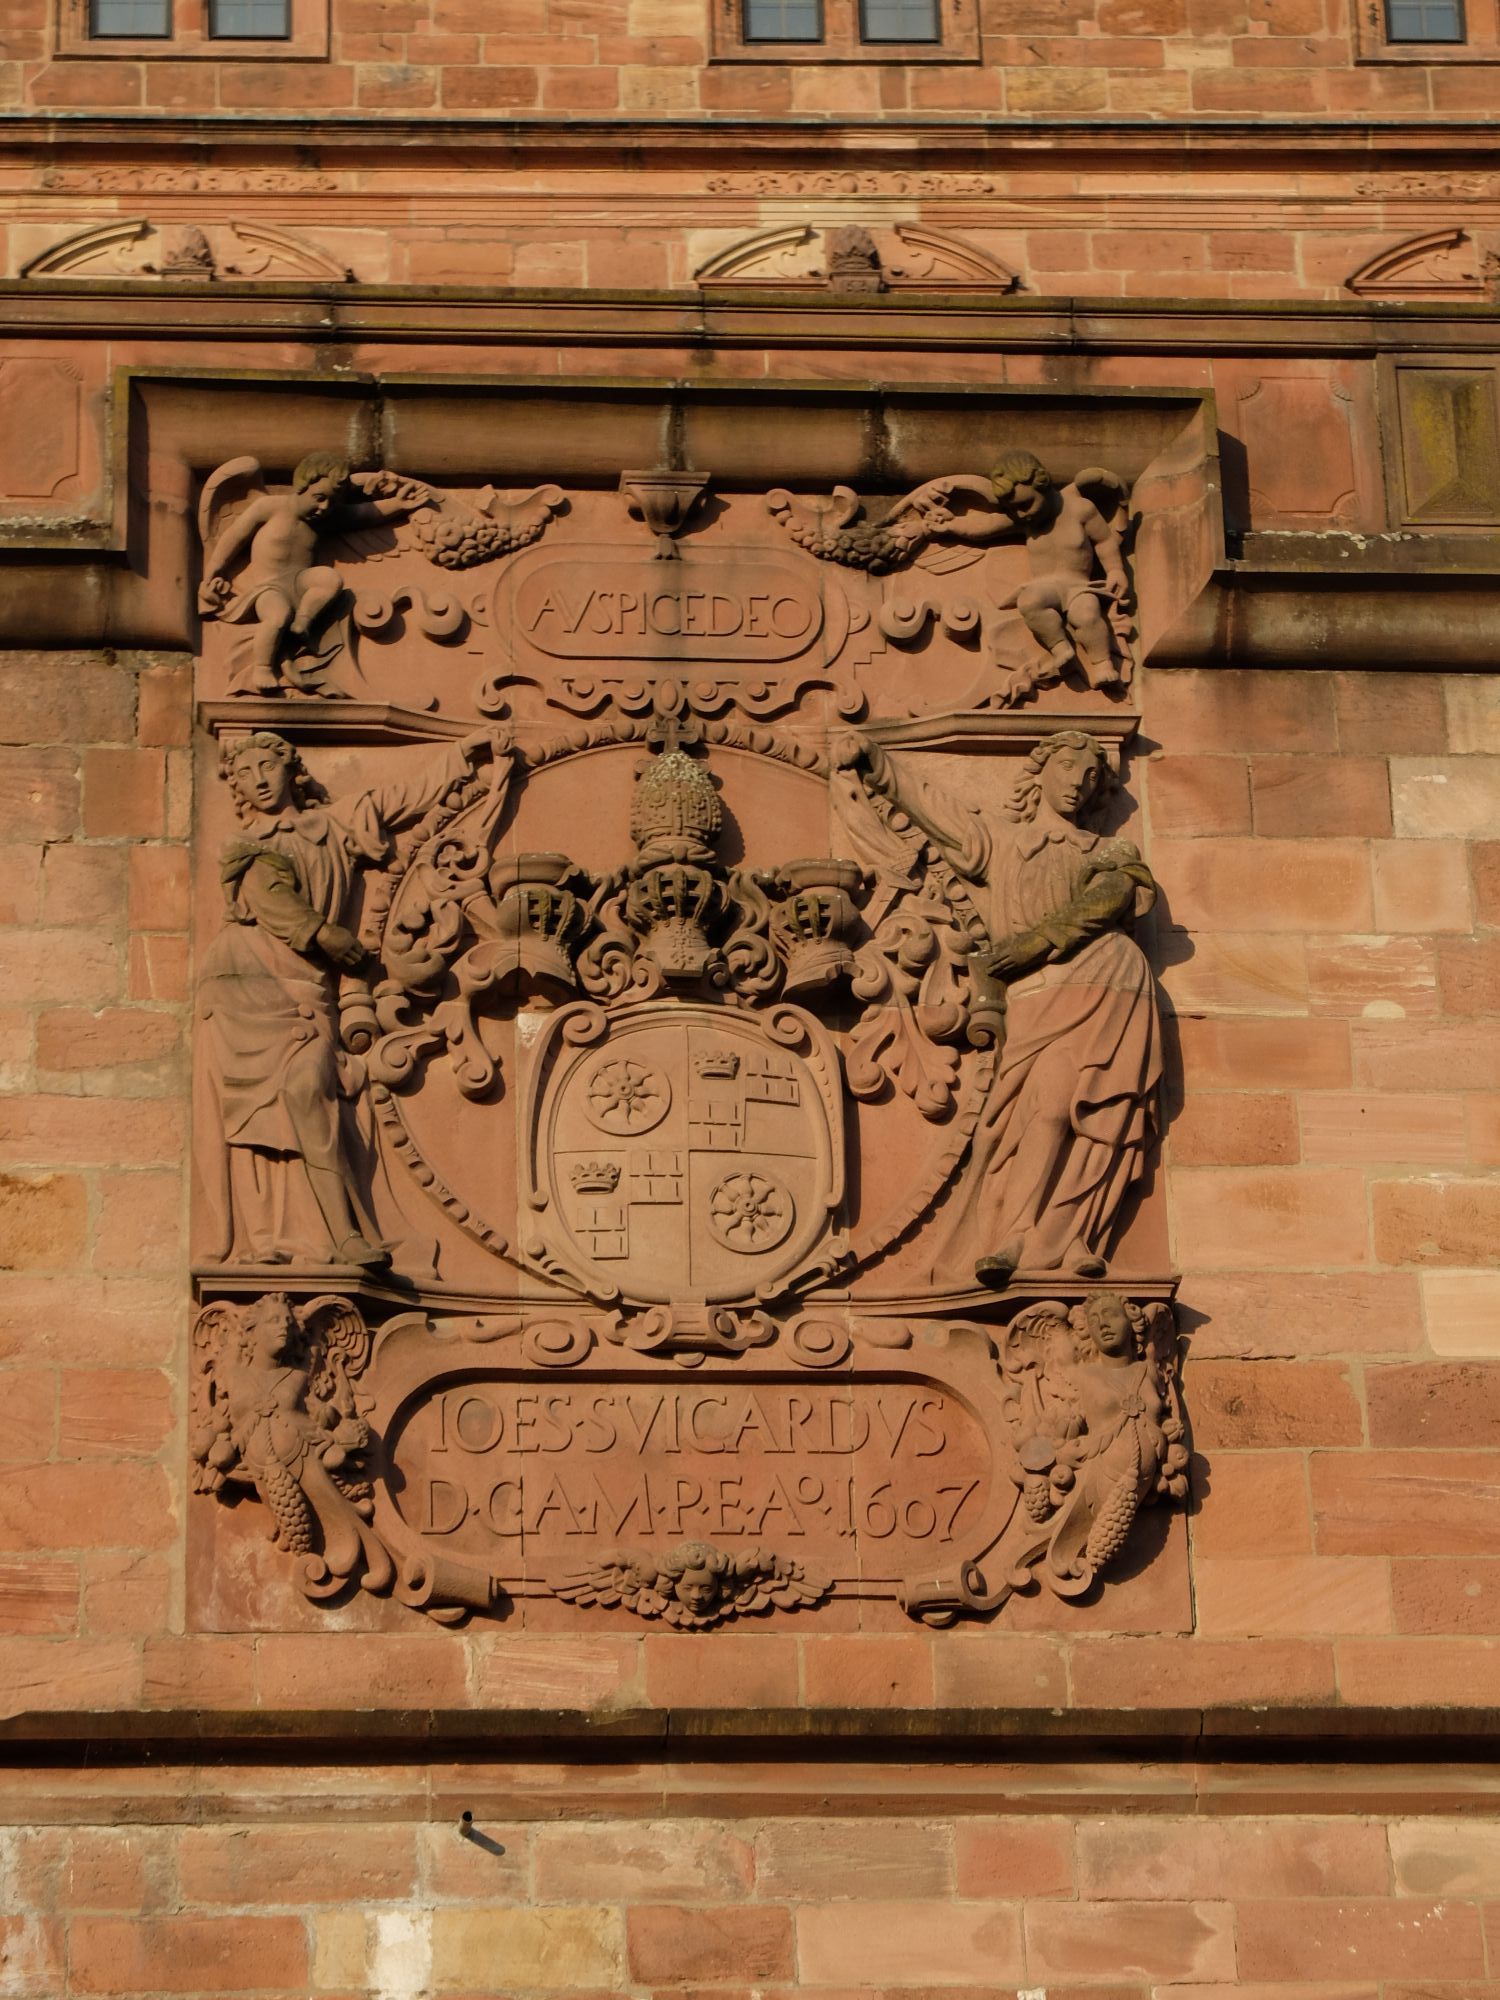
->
(838, 729), (1162, 1286)
(196, 729), (501, 1268)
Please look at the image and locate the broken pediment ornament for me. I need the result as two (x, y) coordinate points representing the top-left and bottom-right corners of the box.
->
(693, 222), (1021, 292)
(20, 216), (356, 282)
(1345, 227), (1487, 299)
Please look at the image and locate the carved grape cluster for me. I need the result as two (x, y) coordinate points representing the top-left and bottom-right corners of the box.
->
(408, 511), (550, 569)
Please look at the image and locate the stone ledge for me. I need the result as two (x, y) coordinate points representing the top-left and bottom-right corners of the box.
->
(1, 1703), (1497, 1759)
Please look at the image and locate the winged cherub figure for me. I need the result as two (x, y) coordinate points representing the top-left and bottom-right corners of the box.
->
(555, 1540), (830, 1627)
(189, 1292), (394, 1601)
(902, 452), (1133, 692)
(198, 452), (435, 695)
(1000, 1293), (1189, 1595)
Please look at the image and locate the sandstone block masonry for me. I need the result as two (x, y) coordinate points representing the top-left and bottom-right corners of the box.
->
(2, 649), (1496, 1684)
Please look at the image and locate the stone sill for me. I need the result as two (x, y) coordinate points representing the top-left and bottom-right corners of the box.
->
(4, 1708), (1500, 1818)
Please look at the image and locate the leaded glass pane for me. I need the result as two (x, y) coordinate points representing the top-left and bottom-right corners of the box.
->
(90, 0), (170, 34)
(743, 0), (823, 40)
(209, 0), (292, 36)
(859, 0), (940, 39)
(1385, 0), (1464, 37)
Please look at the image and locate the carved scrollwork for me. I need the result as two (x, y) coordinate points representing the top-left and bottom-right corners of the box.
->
(190, 443), (1191, 1639)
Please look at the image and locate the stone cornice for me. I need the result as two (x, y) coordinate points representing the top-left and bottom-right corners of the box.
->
(0, 283), (1495, 346)
(3, 112), (1500, 157)
(0, 1709), (1498, 1821)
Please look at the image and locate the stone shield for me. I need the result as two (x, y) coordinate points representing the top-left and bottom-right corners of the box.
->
(521, 998), (845, 1306)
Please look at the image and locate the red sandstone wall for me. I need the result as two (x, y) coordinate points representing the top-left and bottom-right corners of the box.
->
(1, 654), (1497, 1704)
(0, 354), (1497, 1994)
(5, 1808), (1500, 1991)
(6, 0), (1500, 117)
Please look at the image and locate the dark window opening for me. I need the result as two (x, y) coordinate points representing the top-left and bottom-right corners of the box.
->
(742, 0), (824, 38)
(1384, 0), (1465, 37)
(859, 0), (940, 38)
(209, 0), (292, 33)
(89, 0), (171, 32)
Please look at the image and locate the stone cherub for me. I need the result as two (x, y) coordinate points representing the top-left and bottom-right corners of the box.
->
(555, 1539), (830, 1627)
(1001, 1292), (1189, 1593)
(769, 451), (1134, 699)
(197, 452), (435, 695)
(190, 1292), (394, 1600)
(904, 451), (1133, 693)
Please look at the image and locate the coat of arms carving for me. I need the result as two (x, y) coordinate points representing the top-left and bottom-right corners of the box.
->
(188, 433), (1189, 1633)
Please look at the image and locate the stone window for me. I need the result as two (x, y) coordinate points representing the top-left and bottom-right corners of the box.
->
(89, 0), (170, 33)
(715, 0), (977, 59)
(59, 0), (326, 57)
(1356, 0), (1498, 56)
(207, 0), (292, 32)
(1384, 0), (1465, 35)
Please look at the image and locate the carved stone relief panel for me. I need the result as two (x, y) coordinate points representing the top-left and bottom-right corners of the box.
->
(189, 428), (1186, 1633)
(193, 451), (1141, 720)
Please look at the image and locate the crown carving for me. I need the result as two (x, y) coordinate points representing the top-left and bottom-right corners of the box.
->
(570, 1160), (622, 1193)
(693, 1048), (741, 1079)
(630, 748), (722, 859)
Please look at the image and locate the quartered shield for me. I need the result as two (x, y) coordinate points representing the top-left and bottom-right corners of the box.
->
(522, 1000), (844, 1305)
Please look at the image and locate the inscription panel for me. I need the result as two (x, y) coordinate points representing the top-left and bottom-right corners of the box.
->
(513, 555), (826, 661)
(359, 1320), (1032, 1622)
(397, 1380), (985, 1568)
